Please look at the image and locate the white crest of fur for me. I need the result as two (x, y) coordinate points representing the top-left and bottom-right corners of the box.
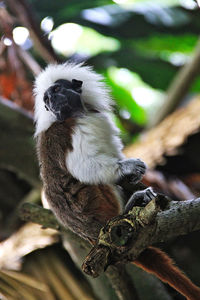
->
(65, 112), (125, 184)
(34, 62), (113, 136)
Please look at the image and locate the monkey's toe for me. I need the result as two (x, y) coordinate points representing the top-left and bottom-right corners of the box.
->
(124, 187), (156, 213)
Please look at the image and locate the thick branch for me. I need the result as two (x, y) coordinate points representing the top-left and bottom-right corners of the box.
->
(82, 196), (200, 277)
(153, 198), (200, 244)
(20, 197), (200, 280)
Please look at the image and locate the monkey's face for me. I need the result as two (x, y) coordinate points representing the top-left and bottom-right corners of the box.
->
(43, 79), (84, 121)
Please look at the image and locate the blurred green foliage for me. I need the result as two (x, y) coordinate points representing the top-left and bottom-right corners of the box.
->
(28, 0), (200, 142)
(134, 34), (198, 55)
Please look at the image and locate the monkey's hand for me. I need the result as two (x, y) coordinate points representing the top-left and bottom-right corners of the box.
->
(124, 187), (157, 213)
(118, 158), (146, 184)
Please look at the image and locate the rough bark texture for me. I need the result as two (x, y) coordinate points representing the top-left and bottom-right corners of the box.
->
(20, 196), (200, 285)
(153, 198), (200, 244)
(82, 196), (200, 277)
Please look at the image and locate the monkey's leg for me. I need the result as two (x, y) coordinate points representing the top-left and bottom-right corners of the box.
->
(124, 187), (157, 213)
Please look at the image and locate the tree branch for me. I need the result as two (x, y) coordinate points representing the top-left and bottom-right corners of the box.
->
(20, 196), (200, 281)
(82, 196), (200, 277)
(20, 202), (139, 300)
(149, 37), (200, 127)
(20, 202), (61, 231)
(5, 0), (59, 63)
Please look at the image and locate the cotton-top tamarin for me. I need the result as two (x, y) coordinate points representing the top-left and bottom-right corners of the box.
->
(34, 62), (200, 300)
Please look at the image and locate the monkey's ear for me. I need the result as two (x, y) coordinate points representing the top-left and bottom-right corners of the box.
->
(72, 79), (83, 93)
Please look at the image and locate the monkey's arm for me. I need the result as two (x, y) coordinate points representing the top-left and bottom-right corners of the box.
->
(116, 158), (157, 212)
(65, 114), (146, 186)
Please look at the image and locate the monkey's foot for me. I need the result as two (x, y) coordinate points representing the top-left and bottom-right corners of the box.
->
(124, 187), (157, 214)
(118, 158), (146, 184)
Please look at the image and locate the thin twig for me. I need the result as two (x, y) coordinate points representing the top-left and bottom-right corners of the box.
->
(5, 0), (59, 63)
(17, 46), (42, 76)
(150, 37), (200, 127)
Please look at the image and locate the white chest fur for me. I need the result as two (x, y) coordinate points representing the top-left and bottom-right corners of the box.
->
(65, 113), (124, 184)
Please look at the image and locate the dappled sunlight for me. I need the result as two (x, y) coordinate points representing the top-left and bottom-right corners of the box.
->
(0, 223), (58, 270)
(132, 86), (163, 108)
(49, 22), (119, 56)
(13, 27), (29, 46)
(41, 16), (54, 33)
(3, 37), (12, 46)
(49, 23), (83, 56)
(108, 66), (164, 112)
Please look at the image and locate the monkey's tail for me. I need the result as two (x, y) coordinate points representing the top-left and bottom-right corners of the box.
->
(134, 246), (200, 300)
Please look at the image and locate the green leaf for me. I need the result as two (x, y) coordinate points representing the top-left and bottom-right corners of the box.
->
(75, 4), (200, 39)
(88, 48), (178, 90)
(105, 71), (147, 125)
(132, 34), (198, 56)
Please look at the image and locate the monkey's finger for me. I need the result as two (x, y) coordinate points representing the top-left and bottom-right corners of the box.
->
(136, 166), (146, 174)
(144, 188), (157, 204)
(135, 165), (146, 174)
(134, 159), (147, 168)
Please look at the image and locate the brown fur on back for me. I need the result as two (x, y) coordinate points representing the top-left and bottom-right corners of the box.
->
(37, 119), (120, 240)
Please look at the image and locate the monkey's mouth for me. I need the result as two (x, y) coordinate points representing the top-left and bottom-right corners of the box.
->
(51, 102), (74, 121)
(44, 96), (73, 121)
(44, 93), (84, 122)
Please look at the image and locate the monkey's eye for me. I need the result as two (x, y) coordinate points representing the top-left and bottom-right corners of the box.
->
(52, 85), (61, 93)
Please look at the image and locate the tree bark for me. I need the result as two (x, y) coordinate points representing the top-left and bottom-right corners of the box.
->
(20, 196), (200, 281)
(82, 196), (200, 277)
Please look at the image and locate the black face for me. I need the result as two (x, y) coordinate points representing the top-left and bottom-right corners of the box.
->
(43, 79), (84, 121)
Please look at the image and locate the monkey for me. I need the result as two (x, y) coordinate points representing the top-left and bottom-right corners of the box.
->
(34, 62), (200, 300)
